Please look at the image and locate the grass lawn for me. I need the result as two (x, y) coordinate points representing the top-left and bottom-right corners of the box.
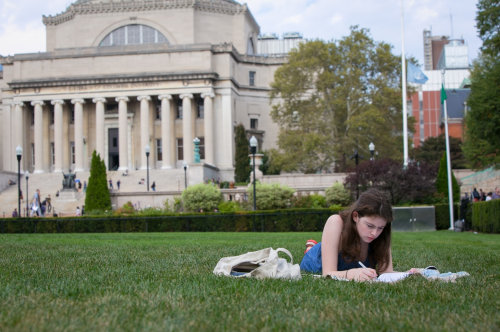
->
(0, 231), (499, 331)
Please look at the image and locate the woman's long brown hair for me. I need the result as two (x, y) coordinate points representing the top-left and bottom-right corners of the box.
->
(339, 188), (393, 273)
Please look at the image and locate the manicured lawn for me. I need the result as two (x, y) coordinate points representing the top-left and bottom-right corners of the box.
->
(0, 231), (499, 331)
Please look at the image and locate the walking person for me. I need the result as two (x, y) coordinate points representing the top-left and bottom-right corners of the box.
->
(151, 181), (156, 192)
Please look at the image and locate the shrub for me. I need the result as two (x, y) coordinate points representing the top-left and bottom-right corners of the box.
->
(218, 201), (243, 212)
(292, 194), (327, 208)
(472, 199), (500, 233)
(325, 182), (352, 207)
(85, 151), (111, 212)
(247, 183), (295, 210)
(114, 201), (135, 216)
(181, 184), (222, 212)
(434, 203), (459, 230)
(435, 153), (460, 204)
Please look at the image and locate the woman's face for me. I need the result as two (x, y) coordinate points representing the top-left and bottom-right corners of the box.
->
(354, 213), (387, 244)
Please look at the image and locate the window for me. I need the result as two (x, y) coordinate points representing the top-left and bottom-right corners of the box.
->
(249, 71), (256, 86)
(50, 142), (55, 165)
(70, 142), (75, 164)
(155, 101), (161, 120)
(49, 107), (54, 125)
(177, 138), (184, 161)
(99, 24), (169, 47)
(250, 118), (258, 129)
(176, 99), (183, 119)
(197, 97), (204, 118)
(31, 143), (35, 166)
(156, 139), (162, 161)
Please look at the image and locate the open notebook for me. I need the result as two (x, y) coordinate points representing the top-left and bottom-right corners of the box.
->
(375, 272), (411, 283)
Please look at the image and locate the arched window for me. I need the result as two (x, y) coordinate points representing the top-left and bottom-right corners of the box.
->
(99, 24), (168, 47)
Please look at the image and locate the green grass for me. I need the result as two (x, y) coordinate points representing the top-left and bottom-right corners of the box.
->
(0, 232), (499, 331)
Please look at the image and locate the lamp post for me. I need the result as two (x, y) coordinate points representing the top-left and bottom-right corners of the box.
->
(145, 144), (150, 192)
(183, 161), (188, 189)
(249, 136), (258, 212)
(16, 146), (22, 218)
(25, 171), (29, 218)
(369, 142), (375, 161)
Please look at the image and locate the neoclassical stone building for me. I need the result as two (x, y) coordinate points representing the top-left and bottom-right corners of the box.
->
(0, 0), (290, 181)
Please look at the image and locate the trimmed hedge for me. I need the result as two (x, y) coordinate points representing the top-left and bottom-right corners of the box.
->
(472, 199), (500, 233)
(0, 208), (339, 234)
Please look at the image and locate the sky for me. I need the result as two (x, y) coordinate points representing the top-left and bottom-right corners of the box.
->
(0, 0), (482, 67)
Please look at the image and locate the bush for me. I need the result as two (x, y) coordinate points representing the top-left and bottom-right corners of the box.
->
(325, 182), (352, 207)
(247, 183), (295, 210)
(472, 199), (500, 233)
(182, 184), (222, 212)
(114, 201), (135, 215)
(292, 194), (327, 208)
(218, 201), (243, 212)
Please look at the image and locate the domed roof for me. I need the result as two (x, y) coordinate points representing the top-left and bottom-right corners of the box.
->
(44, 0), (247, 26)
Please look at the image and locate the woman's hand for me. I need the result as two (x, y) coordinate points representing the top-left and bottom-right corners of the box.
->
(347, 268), (378, 281)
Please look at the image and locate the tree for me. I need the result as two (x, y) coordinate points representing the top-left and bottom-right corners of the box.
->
(85, 151), (111, 212)
(476, 0), (500, 57)
(234, 124), (251, 182)
(462, 1), (500, 169)
(181, 183), (222, 212)
(413, 134), (468, 169)
(270, 26), (405, 173)
(435, 153), (460, 204)
(344, 158), (437, 205)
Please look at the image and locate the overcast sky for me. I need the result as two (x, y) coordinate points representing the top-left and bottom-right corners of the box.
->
(0, 0), (482, 67)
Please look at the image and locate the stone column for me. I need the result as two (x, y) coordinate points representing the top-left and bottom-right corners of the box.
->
(159, 94), (174, 169)
(51, 100), (64, 172)
(13, 102), (24, 172)
(180, 94), (193, 163)
(71, 99), (85, 172)
(31, 100), (45, 173)
(201, 92), (215, 165)
(138, 95), (151, 169)
(220, 91), (234, 169)
(116, 96), (129, 171)
(92, 97), (106, 159)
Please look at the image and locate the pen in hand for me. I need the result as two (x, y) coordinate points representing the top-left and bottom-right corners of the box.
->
(359, 261), (377, 279)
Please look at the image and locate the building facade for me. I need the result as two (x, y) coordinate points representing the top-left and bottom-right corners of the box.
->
(0, 0), (288, 181)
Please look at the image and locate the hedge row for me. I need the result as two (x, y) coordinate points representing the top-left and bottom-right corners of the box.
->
(472, 199), (500, 233)
(0, 209), (338, 234)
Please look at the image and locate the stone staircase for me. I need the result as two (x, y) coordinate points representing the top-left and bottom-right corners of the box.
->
(0, 169), (187, 217)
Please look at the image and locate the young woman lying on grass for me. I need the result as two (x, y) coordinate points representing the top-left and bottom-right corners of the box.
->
(301, 188), (407, 281)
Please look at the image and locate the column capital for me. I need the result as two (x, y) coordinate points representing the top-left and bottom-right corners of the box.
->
(31, 100), (45, 106)
(92, 97), (107, 104)
(179, 93), (194, 100)
(158, 94), (172, 101)
(12, 101), (25, 107)
(201, 92), (215, 99)
(71, 98), (85, 105)
(137, 95), (151, 102)
(115, 96), (130, 103)
(51, 99), (65, 106)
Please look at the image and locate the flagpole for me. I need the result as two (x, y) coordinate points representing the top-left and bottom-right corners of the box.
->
(400, 0), (409, 167)
(441, 70), (455, 230)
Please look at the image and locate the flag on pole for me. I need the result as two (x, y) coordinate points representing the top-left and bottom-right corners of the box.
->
(440, 84), (447, 104)
(407, 62), (428, 84)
